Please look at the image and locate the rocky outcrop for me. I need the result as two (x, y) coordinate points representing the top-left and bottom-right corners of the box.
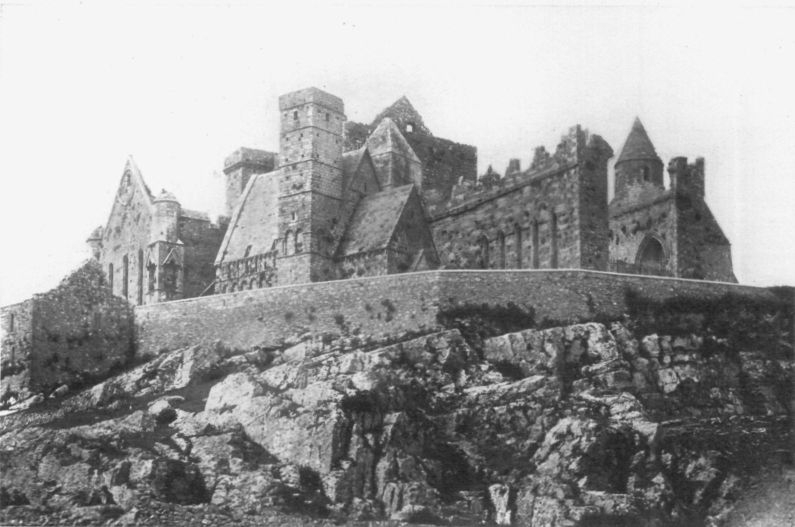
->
(0, 315), (791, 526)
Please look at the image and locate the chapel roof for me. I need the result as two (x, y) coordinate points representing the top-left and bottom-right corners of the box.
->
(367, 118), (421, 164)
(214, 171), (282, 265)
(337, 184), (416, 257)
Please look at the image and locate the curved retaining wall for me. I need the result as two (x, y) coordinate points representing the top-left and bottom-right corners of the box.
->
(133, 269), (776, 356)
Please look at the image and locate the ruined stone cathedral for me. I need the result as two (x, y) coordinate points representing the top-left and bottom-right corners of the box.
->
(89, 87), (736, 305)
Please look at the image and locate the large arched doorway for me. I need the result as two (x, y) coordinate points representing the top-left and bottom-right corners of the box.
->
(636, 237), (666, 276)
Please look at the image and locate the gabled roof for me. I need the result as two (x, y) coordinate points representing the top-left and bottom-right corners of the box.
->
(342, 146), (380, 196)
(342, 146), (368, 177)
(370, 96), (432, 136)
(337, 184), (416, 257)
(367, 118), (421, 164)
(101, 156), (155, 240)
(214, 170), (281, 265)
(616, 118), (661, 165)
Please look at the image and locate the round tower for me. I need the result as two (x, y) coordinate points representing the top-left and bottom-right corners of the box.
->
(151, 189), (181, 243)
(86, 226), (103, 260)
(614, 118), (664, 198)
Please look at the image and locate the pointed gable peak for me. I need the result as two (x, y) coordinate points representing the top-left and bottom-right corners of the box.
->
(121, 155), (154, 202)
(371, 96), (432, 136)
(367, 118), (421, 164)
(616, 117), (660, 165)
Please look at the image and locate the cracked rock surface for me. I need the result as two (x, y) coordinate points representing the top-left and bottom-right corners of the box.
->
(0, 312), (792, 526)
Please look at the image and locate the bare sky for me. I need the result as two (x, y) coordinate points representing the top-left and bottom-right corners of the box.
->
(1, 1), (794, 306)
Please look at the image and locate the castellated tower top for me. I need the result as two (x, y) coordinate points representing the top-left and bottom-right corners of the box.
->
(278, 87), (345, 114)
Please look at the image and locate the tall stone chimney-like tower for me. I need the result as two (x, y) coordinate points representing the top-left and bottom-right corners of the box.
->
(277, 87), (346, 284)
(223, 147), (276, 218)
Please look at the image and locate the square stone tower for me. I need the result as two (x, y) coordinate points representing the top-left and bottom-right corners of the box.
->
(277, 87), (346, 284)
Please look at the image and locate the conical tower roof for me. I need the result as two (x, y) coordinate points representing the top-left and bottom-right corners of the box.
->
(616, 118), (660, 165)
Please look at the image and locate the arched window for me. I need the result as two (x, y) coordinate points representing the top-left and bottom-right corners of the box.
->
(637, 237), (666, 276)
(406, 123), (414, 133)
(230, 282), (237, 293)
(515, 224), (523, 268)
(550, 212), (559, 269)
(122, 255), (129, 299)
(137, 249), (144, 305)
(497, 231), (506, 268)
(163, 262), (178, 297)
(108, 263), (114, 293)
(478, 235), (489, 269)
(250, 277), (257, 290)
(283, 230), (293, 256)
(641, 166), (650, 181)
(147, 262), (156, 293)
(532, 220), (539, 269)
(295, 229), (303, 253)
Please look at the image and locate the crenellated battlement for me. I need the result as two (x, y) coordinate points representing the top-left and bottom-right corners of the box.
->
(427, 125), (612, 219)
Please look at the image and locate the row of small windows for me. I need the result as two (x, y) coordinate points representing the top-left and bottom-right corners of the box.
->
(478, 215), (558, 269)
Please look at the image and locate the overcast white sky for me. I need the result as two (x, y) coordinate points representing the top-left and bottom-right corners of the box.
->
(1, 1), (794, 306)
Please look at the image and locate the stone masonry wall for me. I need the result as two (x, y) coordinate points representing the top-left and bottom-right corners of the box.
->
(609, 194), (676, 275)
(431, 166), (583, 271)
(0, 300), (34, 402)
(0, 262), (135, 403)
(134, 270), (776, 357)
(29, 262), (135, 396)
(178, 216), (225, 297)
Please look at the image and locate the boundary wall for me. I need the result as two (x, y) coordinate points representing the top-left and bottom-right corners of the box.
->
(134, 270), (776, 356)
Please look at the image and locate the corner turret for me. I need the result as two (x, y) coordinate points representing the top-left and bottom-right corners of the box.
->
(669, 156), (705, 200)
(151, 189), (181, 243)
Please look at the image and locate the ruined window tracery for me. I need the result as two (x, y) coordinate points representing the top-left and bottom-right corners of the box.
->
(551, 213), (559, 269)
(295, 230), (303, 253)
(497, 231), (506, 268)
(122, 255), (129, 299)
(137, 249), (144, 305)
(515, 224), (523, 268)
(147, 262), (156, 293)
(478, 235), (489, 269)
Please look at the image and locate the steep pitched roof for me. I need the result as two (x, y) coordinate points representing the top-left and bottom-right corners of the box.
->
(337, 184), (416, 257)
(214, 170), (281, 265)
(342, 146), (380, 196)
(101, 156), (155, 241)
(342, 146), (373, 189)
(123, 156), (155, 205)
(370, 96), (432, 136)
(367, 118), (421, 164)
(616, 118), (661, 165)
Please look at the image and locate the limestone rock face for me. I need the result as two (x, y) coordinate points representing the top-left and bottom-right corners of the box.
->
(0, 317), (791, 526)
